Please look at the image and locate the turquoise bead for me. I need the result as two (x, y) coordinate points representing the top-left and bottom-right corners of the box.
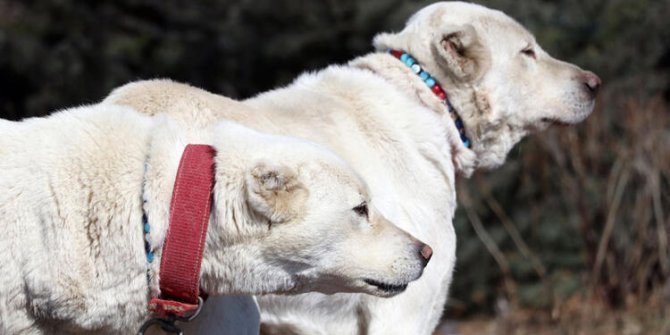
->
(463, 139), (471, 148)
(143, 223), (150, 233)
(425, 78), (436, 87)
(419, 71), (429, 80)
(147, 251), (155, 263)
(400, 53), (409, 62)
(405, 57), (415, 66)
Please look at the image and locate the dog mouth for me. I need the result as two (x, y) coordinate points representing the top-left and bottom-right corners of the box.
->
(540, 117), (569, 127)
(534, 117), (574, 131)
(363, 279), (409, 294)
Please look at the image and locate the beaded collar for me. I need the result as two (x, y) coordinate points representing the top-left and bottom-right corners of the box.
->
(142, 159), (155, 265)
(388, 50), (471, 148)
(142, 211), (155, 263)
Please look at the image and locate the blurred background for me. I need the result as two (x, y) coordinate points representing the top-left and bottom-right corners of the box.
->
(1, 0), (668, 334)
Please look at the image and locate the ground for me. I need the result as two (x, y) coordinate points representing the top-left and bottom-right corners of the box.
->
(436, 295), (670, 335)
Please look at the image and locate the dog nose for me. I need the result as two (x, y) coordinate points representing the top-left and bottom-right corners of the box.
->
(419, 244), (433, 267)
(582, 71), (601, 97)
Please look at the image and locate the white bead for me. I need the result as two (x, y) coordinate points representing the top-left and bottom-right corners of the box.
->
(411, 64), (421, 73)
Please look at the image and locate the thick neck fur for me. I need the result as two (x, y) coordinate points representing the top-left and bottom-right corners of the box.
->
(349, 52), (477, 176)
(1, 106), (156, 333)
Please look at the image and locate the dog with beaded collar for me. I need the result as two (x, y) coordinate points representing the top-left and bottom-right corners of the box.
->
(103, 2), (600, 334)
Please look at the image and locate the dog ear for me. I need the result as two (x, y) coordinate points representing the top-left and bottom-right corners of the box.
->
(432, 24), (490, 82)
(246, 162), (307, 223)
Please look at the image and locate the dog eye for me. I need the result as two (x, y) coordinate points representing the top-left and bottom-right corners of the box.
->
(353, 202), (368, 218)
(521, 47), (536, 59)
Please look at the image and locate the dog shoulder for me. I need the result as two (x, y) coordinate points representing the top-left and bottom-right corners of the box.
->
(103, 79), (204, 114)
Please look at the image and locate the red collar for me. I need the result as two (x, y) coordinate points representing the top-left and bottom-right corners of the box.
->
(148, 144), (216, 320)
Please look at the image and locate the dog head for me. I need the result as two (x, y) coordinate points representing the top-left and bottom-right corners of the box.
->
(373, 1), (600, 171)
(203, 122), (430, 297)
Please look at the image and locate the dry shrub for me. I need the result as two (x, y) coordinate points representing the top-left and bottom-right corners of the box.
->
(538, 95), (670, 307)
(451, 94), (670, 317)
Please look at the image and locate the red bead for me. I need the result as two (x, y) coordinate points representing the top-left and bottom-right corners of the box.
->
(390, 50), (403, 59)
(431, 85), (443, 95)
(436, 91), (447, 101)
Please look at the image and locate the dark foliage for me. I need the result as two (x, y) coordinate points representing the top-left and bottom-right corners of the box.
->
(1, 0), (668, 320)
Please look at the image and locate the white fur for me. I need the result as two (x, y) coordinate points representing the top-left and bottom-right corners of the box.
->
(0, 105), (429, 334)
(102, 2), (598, 334)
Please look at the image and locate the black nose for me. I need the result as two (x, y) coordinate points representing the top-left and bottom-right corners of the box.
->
(582, 71), (601, 98)
(418, 244), (432, 267)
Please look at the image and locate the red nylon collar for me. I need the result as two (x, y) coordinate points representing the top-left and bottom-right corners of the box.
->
(148, 144), (216, 318)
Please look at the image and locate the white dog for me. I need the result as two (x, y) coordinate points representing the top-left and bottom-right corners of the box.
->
(0, 104), (431, 334)
(103, 2), (600, 333)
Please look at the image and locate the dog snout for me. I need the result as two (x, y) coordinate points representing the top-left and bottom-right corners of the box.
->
(418, 243), (433, 267)
(581, 71), (601, 98)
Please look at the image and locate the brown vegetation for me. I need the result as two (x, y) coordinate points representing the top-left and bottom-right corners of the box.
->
(0, 0), (668, 330)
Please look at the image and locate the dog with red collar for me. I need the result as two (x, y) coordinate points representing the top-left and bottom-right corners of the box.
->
(0, 104), (431, 334)
(103, 2), (599, 333)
